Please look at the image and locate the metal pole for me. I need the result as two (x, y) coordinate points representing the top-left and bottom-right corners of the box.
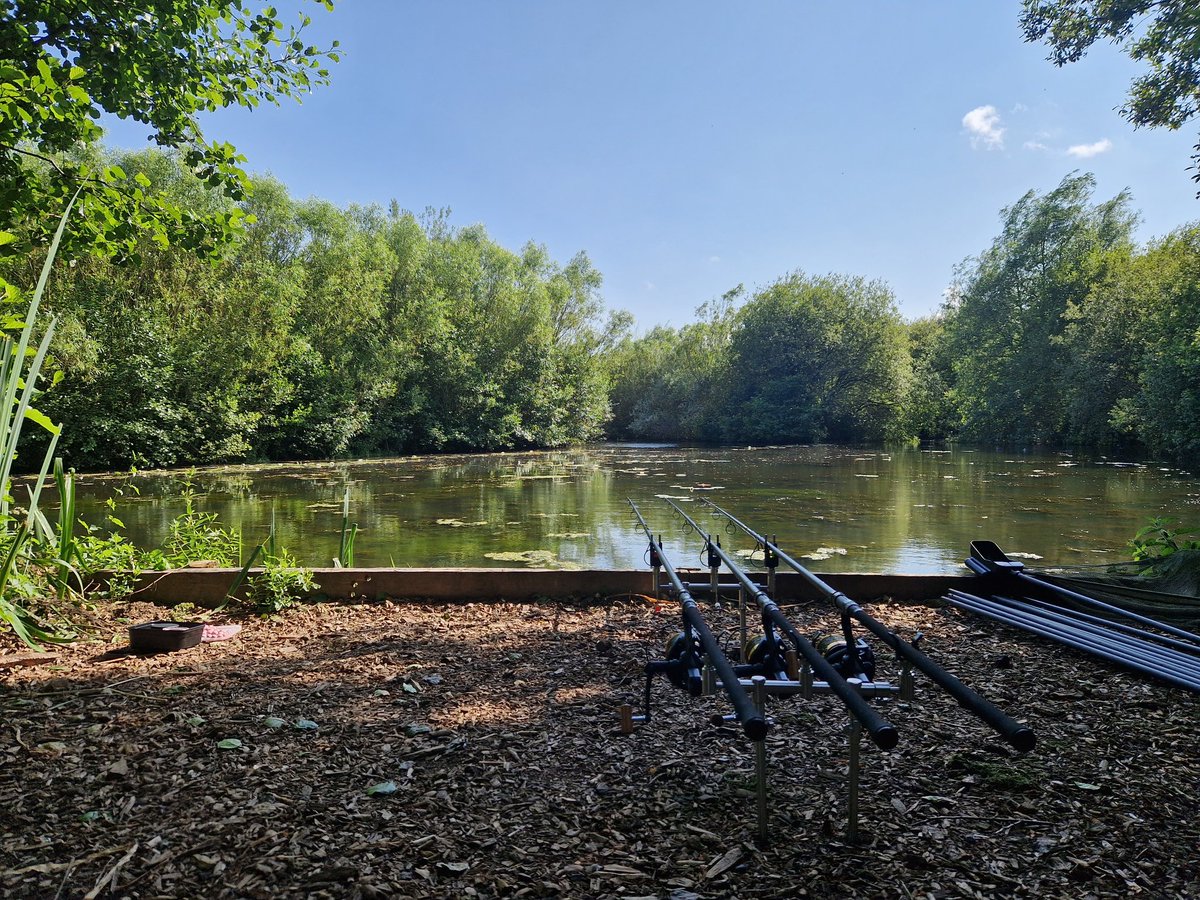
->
(752, 675), (769, 844)
(848, 720), (862, 843)
(710, 535), (720, 606)
(739, 585), (748, 658)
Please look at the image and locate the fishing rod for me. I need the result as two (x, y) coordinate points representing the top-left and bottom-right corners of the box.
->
(628, 500), (769, 742)
(663, 498), (899, 751)
(966, 541), (1200, 648)
(946, 589), (1200, 693)
(698, 498), (1037, 753)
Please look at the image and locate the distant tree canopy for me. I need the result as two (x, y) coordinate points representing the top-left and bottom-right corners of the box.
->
(725, 274), (910, 444)
(609, 172), (1200, 462)
(944, 172), (1137, 445)
(3, 147), (1199, 467)
(0, 1), (339, 259)
(606, 275), (910, 446)
(1021, 0), (1200, 193)
(13, 149), (621, 469)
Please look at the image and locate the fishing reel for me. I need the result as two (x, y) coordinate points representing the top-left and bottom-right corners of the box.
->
(742, 633), (773, 666)
(813, 633), (876, 680)
(662, 631), (695, 689)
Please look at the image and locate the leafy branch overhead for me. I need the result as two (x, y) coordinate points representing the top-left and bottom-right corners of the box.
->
(0, 1), (340, 258)
(1021, 0), (1200, 192)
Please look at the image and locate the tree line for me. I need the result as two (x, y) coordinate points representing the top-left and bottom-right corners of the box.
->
(7, 158), (1200, 469)
(3, 148), (624, 469)
(608, 172), (1200, 461)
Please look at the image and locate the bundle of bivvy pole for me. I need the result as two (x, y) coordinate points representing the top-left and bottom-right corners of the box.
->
(945, 541), (1200, 693)
(623, 500), (1035, 843)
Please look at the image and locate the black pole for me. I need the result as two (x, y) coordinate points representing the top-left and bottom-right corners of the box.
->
(629, 501), (769, 741)
(970, 557), (1200, 649)
(946, 590), (1200, 693)
(665, 499), (899, 751)
(699, 498), (1037, 753)
(1024, 595), (1200, 657)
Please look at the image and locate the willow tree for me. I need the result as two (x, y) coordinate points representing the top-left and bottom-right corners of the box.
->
(945, 174), (1136, 445)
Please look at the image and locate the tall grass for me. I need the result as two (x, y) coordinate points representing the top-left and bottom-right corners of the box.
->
(337, 485), (357, 567)
(0, 193), (78, 644)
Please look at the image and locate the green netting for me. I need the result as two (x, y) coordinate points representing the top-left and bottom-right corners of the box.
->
(1038, 550), (1200, 629)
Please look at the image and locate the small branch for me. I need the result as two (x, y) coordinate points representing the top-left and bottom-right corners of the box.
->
(82, 842), (138, 900)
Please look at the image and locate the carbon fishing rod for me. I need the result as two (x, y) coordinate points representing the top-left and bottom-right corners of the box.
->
(946, 589), (1200, 694)
(965, 541), (1200, 649)
(663, 499), (899, 751)
(698, 498), (1037, 753)
(628, 500), (769, 741)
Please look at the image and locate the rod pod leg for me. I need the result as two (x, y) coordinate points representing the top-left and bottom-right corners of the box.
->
(752, 675), (770, 845)
(848, 719), (863, 843)
(738, 586), (748, 659)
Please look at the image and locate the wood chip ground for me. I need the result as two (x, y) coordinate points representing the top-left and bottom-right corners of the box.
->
(1, 591), (1198, 898)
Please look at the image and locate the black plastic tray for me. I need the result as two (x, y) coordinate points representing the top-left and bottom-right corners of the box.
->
(129, 621), (204, 652)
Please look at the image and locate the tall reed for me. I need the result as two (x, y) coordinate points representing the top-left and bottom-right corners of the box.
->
(0, 192), (78, 644)
(337, 485), (357, 567)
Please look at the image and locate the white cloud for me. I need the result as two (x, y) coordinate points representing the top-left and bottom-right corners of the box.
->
(1066, 138), (1113, 159)
(1023, 140), (1050, 152)
(962, 105), (1004, 149)
(708, 255), (721, 264)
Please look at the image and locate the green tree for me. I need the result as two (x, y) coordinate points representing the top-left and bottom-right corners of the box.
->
(1058, 248), (1148, 449)
(606, 287), (741, 442)
(29, 155), (302, 467)
(1021, 1), (1200, 191)
(1127, 224), (1200, 457)
(945, 173), (1136, 444)
(904, 314), (956, 441)
(0, 0), (339, 259)
(725, 273), (910, 444)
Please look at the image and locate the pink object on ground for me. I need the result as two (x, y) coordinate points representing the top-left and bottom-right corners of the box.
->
(201, 624), (243, 642)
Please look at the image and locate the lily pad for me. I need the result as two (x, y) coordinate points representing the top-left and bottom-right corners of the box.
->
(482, 549), (582, 570)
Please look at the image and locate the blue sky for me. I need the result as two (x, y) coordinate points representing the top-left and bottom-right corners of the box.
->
(105, 1), (1200, 328)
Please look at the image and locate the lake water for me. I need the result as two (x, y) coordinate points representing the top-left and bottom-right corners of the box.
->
(64, 444), (1200, 574)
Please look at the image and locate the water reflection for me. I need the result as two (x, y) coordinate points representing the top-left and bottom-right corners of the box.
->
(57, 445), (1200, 574)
